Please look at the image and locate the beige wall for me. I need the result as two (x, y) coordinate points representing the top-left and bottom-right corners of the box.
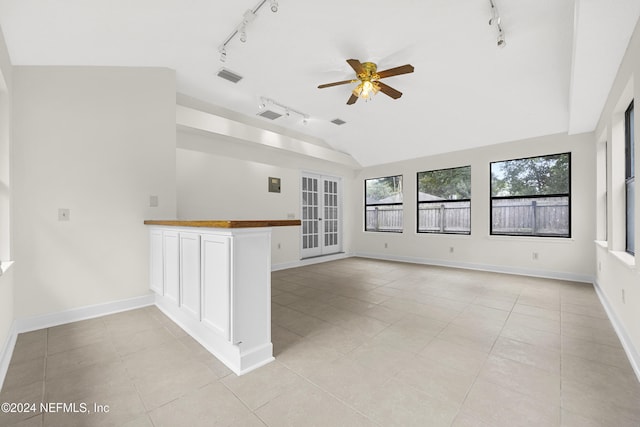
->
(176, 129), (358, 267)
(594, 17), (640, 371)
(351, 131), (596, 281)
(12, 66), (177, 318)
(0, 24), (13, 360)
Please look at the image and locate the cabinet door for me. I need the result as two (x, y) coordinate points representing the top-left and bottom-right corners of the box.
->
(179, 232), (201, 320)
(163, 231), (180, 306)
(201, 234), (230, 340)
(150, 230), (164, 295)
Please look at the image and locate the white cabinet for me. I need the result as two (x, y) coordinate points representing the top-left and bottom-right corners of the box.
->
(163, 231), (180, 305)
(179, 232), (201, 320)
(149, 229), (164, 295)
(147, 225), (274, 375)
(200, 233), (230, 340)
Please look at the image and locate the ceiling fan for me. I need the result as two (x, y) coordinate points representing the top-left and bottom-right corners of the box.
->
(318, 59), (414, 105)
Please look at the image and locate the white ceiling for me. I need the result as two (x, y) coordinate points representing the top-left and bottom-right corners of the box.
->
(0, 0), (638, 167)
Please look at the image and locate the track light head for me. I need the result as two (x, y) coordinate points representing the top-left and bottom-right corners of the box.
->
(270, 0), (278, 12)
(219, 47), (227, 62)
(239, 26), (247, 43)
(497, 33), (506, 47)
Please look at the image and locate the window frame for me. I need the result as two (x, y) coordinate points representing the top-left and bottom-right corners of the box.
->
(490, 152), (572, 238)
(416, 165), (471, 235)
(625, 100), (635, 255)
(364, 175), (404, 233)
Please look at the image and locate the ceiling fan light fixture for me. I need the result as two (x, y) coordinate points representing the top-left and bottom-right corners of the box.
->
(318, 58), (413, 105)
(353, 80), (379, 100)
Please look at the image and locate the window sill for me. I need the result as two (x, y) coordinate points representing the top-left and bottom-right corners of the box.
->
(487, 235), (574, 243)
(0, 260), (14, 277)
(610, 251), (636, 270)
(594, 240), (608, 249)
(416, 232), (471, 238)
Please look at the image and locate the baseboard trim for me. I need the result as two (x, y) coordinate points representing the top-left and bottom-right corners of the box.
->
(0, 321), (17, 391)
(14, 294), (155, 334)
(593, 279), (640, 383)
(0, 294), (156, 390)
(353, 252), (594, 283)
(272, 252), (350, 271)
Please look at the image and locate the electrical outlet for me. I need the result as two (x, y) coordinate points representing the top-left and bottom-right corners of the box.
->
(58, 208), (70, 221)
(449, 246), (454, 253)
(277, 243), (281, 249)
(598, 261), (602, 272)
(384, 243), (388, 249)
(532, 252), (539, 260)
(149, 195), (159, 207)
(622, 289), (626, 304)
(287, 213), (295, 219)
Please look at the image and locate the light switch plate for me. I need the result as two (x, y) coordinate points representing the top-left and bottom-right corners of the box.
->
(150, 195), (159, 207)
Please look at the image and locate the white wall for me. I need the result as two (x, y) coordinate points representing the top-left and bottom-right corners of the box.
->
(594, 16), (640, 375)
(176, 129), (357, 267)
(0, 23), (13, 364)
(12, 66), (177, 318)
(351, 132), (596, 281)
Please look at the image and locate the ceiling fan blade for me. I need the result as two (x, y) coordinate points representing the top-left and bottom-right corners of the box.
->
(318, 79), (356, 89)
(377, 81), (403, 99)
(376, 64), (414, 79)
(347, 94), (358, 105)
(346, 59), (364, 75)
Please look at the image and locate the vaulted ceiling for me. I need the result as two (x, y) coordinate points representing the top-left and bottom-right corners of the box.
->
(0, 0), (638, 167)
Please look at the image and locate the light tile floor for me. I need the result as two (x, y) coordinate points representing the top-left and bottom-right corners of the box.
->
(1, 258), (639, 426)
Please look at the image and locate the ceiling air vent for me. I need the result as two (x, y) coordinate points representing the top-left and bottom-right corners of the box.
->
(331, 118), (347, 125)
(216, 68), (243, 83)
(256, 110), (282, 120)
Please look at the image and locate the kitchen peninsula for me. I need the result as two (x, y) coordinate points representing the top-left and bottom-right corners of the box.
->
(144, 219), (301, 375)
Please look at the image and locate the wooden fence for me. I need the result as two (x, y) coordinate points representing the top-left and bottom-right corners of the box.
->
(366, 197), (569, 236)
(491, 197), (569, 236)
(366, 206), (403, 232)
(418, 202), (470, 233)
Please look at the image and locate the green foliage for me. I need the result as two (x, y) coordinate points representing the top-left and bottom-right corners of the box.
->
(491, 153), (569, 197)
(366, 175), (403, 202)
(418, 166), (471, 199)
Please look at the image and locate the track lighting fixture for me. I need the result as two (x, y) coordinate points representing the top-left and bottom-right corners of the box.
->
(258, 97), (309, 124)
(217, 0), (279, 62)
(488, 0), (506, 48)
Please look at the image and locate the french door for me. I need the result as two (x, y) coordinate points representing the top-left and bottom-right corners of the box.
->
(301, 173), (342, 258)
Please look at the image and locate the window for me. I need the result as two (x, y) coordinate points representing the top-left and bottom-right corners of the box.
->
(626, 100), (635, 254)
(490, 153), (571, 237)
(365, 175), (403, 232)
(417, 166), (471, 234)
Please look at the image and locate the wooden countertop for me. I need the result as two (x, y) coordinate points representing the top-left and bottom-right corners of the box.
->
(144, 219), (301, 228)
